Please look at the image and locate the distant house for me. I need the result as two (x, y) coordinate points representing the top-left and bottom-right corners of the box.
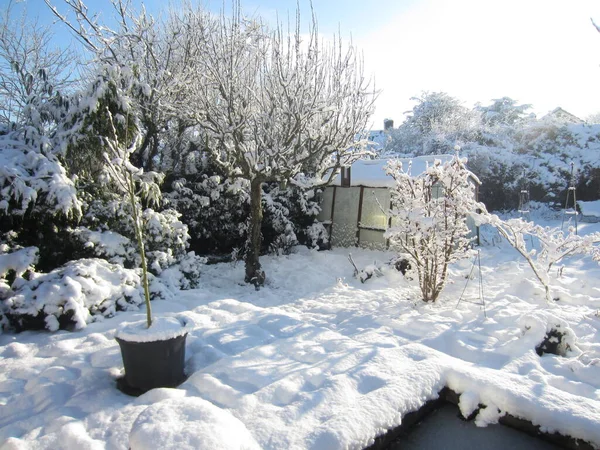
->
(318, 155), (480, 250)
(541, 107), (583, 125)
(577, 200), (600, 223)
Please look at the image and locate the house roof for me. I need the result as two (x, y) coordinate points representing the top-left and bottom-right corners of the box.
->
(541, 107), (583, 125)
(577, 200), (600, 218)
(331, 155), (456, 188)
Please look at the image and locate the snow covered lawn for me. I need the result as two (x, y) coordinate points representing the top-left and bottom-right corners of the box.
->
(1, 223), (600, 449)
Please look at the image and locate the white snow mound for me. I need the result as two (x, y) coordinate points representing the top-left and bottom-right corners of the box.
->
(129, 397), (261, 450)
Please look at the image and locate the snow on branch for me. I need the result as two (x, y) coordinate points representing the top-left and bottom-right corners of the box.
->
(477, 214), (600, 302)
(0, 136), (81, 217)
(385, 154), (483, 302)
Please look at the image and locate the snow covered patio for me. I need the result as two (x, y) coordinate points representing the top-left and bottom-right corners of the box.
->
(1, 221), (600, 449)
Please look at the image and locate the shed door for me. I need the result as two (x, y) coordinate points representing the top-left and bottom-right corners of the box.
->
(331, 187), (361, 247)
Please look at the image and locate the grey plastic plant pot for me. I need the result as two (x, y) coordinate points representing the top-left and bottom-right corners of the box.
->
(116, 333), (187, 396)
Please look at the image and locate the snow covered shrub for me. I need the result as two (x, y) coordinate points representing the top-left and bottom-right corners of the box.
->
(163, 170), (325, 257)
(515, 123), (600, 206)
(75, 199), (190, 274)
(158, 252), (207, 291)
(0, 245), (39, 300)
(2, 258), (145, 332)
(480, 215), (600, 302)
(163, 171), (249, 255)
(261, 183), (325, 255)
(385, 155), (484, 302)
(464, 146), (529, 211)
(0, 133), (84, 271)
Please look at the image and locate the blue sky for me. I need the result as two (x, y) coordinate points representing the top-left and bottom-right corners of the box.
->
(7, 0), (600, 128)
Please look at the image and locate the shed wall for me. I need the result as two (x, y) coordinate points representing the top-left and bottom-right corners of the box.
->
(320, 185), (479, 249)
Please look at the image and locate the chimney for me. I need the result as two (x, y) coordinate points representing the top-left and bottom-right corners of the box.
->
(384, 118), (394, 130)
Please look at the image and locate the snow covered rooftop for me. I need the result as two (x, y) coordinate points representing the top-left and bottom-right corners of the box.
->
(331, 155), (455, 188)
(577, 200), (600, 218)
(541, 107), (583, 125)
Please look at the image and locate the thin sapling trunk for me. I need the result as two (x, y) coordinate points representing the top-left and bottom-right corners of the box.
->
(127, 173), (153, 328)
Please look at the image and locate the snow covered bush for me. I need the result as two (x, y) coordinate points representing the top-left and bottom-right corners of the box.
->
(261, 183), (326, 255)
(385, 154), (484, 302)
(74, 204), (189, 274)
(164, 170), (326, 257)
(0, 140), (81, 217)
(158, 252), (206, 291)
(2, 258), (145, 332)
(480, 215), (600, 302)
(0, 245), (38, 302)
(464, 145), (531, 211)
(0, 131), (84, 271)
(163, 170), (249, 256)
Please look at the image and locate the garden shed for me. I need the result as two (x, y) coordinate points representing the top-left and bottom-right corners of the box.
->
(317, 155), (480, 250)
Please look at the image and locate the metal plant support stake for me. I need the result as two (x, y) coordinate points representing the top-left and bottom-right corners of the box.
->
(456, 249), (486, 318)
(561, 162), (578, 235)
(518, 172), (534, 249)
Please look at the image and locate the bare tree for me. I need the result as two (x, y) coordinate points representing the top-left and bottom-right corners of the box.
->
(0, 1), (78, 128)
(175, 7), (375, 287)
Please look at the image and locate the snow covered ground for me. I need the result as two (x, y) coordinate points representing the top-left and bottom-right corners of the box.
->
(1, 216), (600, 449)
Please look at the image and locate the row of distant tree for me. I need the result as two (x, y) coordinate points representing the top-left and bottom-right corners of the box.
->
(380, 92), (600, 211)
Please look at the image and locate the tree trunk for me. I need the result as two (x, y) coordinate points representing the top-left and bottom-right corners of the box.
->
(245, 178), (265, 288)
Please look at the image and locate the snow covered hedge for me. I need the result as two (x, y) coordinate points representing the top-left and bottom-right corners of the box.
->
(0, 135), (81, 218)
(74, 197), (190, 275)
(0, 132), (85, 271)
(0, 253), (206, 332)
(1, 257), (145, 331)
(164, 171), (327, 257)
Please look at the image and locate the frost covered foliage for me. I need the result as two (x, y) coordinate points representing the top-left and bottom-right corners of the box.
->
(385, 155), (483, 302)
(74, 201), (189, 274)
(385, 92), (480, 157)
(0, 130), (84, 271)
(163, 170), (248, 255)
(480, 215), (600, 302)
(164, 170), (325, 257)
(2, 258), (145, 332)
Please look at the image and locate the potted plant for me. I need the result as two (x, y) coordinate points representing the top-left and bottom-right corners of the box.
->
(102, 111), (188, 396)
